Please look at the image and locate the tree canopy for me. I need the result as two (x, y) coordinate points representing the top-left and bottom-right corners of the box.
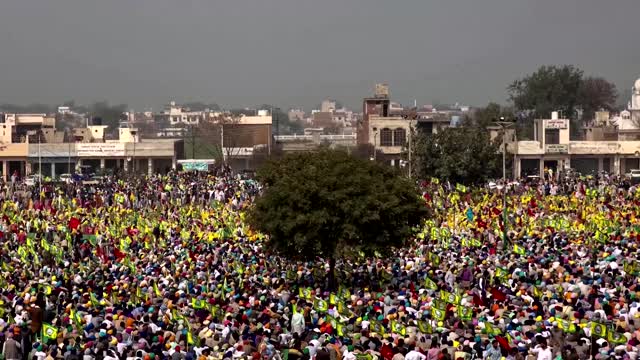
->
(465, 102), (515, 128)
(246, 149), (428, 287)
(412, 125), (502, 185)
(508, 65), (618, 123)
(88, 101), (128, 133)
(578, 77), (618, 121)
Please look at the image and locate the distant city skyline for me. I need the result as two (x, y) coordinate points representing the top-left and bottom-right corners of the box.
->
(0, 0), (638, 111)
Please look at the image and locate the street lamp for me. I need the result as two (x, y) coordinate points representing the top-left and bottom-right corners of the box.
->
(408, 119), (415, 178)
(372, 127), (379, 161)
(495, 117), (515, 246)
(496, 117), (515, 182)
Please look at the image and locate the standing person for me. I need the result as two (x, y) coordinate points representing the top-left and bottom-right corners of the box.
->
(530, 342), (552, 360)
(405, 347), (426, 360)
(291, 306), (305, 336)
(460, 265), (473, 289)
(484, 340), (501, 360)
(426, 343), (440, 360)
(2, 333), (22, 360)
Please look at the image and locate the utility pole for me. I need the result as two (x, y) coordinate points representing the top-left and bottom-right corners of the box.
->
(273, 107), (279, 139)
(220, 121), (225, 163)
(408, 119), (414, 178)
(68, 137), (72, 174)
(372, 128), (379, 161)
(496, 117), (515, 246)
(191, 125), (196, 159)
(133, 135), (137, 174)
(38, 132), (42, 194)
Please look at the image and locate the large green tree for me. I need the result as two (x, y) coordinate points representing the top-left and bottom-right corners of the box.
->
(412, 126), (502, 185)
(577, 76), (618, 121)
(464, 102), (515, 128)
(508, 65), (584, 120)
(247, 149), (427, 288)
(508, 65), (618, 123)
(88, 101), (128, 133)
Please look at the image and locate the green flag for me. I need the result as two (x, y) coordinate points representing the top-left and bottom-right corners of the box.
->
(42, 323), (59, 343)
(607, 329), (628, 345)
(424, 277), (438, 290)
(484, 322), (501, 336)
(457, 306), (473, 321)
(314, 299), (328, 312)
(557, 319), (576, 333)
(369, 320), (386, 335)
(191, 298), (206, 309)
(431, 307), (446, 321)
(513, 244), (525, 256)
(417, 320), (433, 334)
(590, 322), (607, 338)
(390, 320), (406, 336)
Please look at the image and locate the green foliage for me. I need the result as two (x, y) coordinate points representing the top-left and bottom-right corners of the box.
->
(413, 126), (502, 185)
(183, 131), (223, 160)
(182, 123), (223, 160)
(508, 65), (618, 124)
(508, 65), (583, 120)
(88, 101), (128, 133)
(247, 150), (427, 263)
(578, 77), (618, 121)
(466, 102), (515, 128)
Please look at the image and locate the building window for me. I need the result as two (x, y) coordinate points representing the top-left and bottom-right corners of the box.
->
(545, 129), (560, 144)
(380, 128), (393, 146)
(393, 128), (406, 146)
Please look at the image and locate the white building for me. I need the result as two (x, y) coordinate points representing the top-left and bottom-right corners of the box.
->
(288, 109), (306, 122)
(629, 77), (640, 123)
(153, 101), (223, 126)
(510, 77), (640, 177)
(608, 78), (640, 130)
(321, 100), (336, 113)
(57, 106), (72, 115)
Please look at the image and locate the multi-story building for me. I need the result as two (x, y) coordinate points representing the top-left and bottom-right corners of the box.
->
(357, 85), (458, 166)
(630, 78), (640, 123)
(288, 109), (306, 123)
(0, 113), (183, 180)
(208, 110), (273, 171)
(512, 78), (640, 177)
(321, 100), (337, 113)
(153, 101), (223, 126)
(332, 108), (355, 128)
(358, 84), (391, 146)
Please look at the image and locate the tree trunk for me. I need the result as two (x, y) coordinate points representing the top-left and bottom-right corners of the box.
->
(328, 257), (336, 291)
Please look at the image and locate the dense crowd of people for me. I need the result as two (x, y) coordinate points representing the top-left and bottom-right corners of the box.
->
(0, 169), (639, 360)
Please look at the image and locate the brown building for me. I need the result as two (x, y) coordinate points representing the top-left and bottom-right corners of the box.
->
(358, 95), (390, 145)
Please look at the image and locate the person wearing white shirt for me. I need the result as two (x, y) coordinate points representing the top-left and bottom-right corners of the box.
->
(290, 311), (305, 335)
(34, 349), (47, 360)
(405, 348), (427, 360)
(530, 343), (553, 360)
(342, 347), (356, 360)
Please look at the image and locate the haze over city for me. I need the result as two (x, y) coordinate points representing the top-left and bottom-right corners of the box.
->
(1, 0), (638, 110)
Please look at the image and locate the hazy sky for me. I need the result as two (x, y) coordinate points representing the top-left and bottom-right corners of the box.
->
(0, 0), (638, 111)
